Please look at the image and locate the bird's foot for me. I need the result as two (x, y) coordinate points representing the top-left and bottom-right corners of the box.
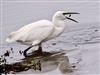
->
(31, 50), (52, 57)
(35, 49), (43, 56)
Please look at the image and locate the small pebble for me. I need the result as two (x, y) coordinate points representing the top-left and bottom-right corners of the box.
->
(52, 43), (56, 45)
(94, 30), (98, 32)
(4, 50), (10, 57)
(72, 65), (76, 68)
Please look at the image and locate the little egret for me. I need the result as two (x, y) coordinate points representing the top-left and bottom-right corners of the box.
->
(6, 11), (79, 57)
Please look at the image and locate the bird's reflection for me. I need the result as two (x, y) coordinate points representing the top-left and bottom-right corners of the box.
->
(20, 50), (74, 74)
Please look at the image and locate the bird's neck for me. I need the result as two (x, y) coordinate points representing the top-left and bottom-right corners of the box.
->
(52, 18), (65, 28)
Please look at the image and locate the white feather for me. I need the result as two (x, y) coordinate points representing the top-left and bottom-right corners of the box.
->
(6, 11), (70, 46)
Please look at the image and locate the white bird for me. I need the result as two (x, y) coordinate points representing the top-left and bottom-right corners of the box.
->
(6, 11), (79, 57)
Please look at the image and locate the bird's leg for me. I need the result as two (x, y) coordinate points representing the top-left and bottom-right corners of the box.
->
(23, 45), (34, 57)
(37, 43), (43, 54)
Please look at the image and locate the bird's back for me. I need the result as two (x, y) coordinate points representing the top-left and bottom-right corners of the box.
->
(6, 20), (54, 45)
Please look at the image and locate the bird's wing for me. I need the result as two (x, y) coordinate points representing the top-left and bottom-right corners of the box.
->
(7, 20), (54, 45)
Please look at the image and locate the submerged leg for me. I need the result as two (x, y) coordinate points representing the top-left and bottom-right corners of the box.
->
(38, 46), (42, 53)
(23, 45), (34, 57)
(23, 43), (43, 57)
(37, 43), (43, 54)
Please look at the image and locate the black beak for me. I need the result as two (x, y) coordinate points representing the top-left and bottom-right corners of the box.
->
(63, 12), (80, 23)
(66, 17), (78, 23)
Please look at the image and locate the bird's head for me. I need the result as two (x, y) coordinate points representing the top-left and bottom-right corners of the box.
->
(53, 11), (79, 23)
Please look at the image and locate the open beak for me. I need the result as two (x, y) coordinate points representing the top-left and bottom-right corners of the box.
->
(63, 12), (80, 23)
(66, 17), (78, 23)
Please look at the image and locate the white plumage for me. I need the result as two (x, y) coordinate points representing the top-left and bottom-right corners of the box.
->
(6, 20), (54, 45)
(6, 11), (79, 55)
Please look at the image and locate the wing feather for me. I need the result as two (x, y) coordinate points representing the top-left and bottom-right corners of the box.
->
(7, 20), (54, 45)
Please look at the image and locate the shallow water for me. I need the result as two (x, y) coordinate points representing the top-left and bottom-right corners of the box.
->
(0, 1), (99, 75)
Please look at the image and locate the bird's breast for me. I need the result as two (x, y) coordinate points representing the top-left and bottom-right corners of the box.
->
(44, 27), (64, 41)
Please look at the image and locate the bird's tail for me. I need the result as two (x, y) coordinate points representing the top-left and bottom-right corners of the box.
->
(6, 31), (17, 43)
